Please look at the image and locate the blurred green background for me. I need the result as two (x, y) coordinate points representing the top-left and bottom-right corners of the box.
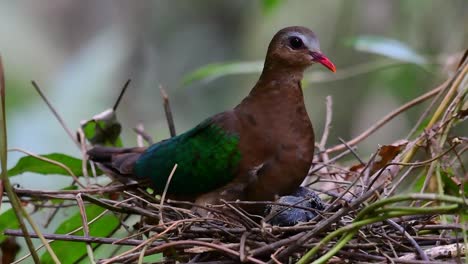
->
(1, 0), (466, 192)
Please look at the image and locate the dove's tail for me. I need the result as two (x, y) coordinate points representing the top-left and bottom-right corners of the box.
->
(87, 146), (146, 182)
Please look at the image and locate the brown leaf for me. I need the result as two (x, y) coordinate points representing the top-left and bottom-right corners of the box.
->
(371, 140), (408, 174)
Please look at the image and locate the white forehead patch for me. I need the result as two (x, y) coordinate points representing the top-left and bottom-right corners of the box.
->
(286, 31), (320, 50)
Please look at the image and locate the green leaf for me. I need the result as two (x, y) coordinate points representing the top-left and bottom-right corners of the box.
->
(81, 108), (123, 147)
(7, 153), (102, 177)
(41, 204), (120, 263)
(441, 170), (467, 197)
(347, 36), (427, 65)
(262, 0), (282, 14)
(0, 209), (20, 243)
(182, 61), (263, 85)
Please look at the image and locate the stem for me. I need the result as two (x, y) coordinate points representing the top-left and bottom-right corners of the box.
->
(402, 60), (467, 163)
(0, 55), (42, 264)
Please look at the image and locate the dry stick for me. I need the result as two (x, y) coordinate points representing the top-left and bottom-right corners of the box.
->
(11, 200), (115, 264)
(326, 82), (446, 154)
(160, 85), (176, 137)
(385, 166), (415, 197)
(14, 183), (140, 196)
(385, 219), (429, 261)
(221, 200), (264, 230)
(101, 219), (198, 264)
(31, 80), (80, 148)
(159, 164), (178, 226)
(1, 183), (41, 263)
(398, 243), (466, 261)
(3, 229), (159, 246)
(113, 79), (131, 111)
(307, 148), (354, 176)
(121, 240), (267, 264)
(239, 231), (250, 262)
(133, 126), (154, 145)
(326, 149), (381, 210)
(135, 123), (145, 147)
(306, 96), (333, 186)
(405, 81), (448, 139)
(306, 60), (425, 84)
(250, 183), (384, 258)
(402, 60), (467, 163)
(8, 147), (86, 188)
(338, 137), (365, 166)
(0, 60), (48, 263)
(77, 128), (90, 185)
(319, 96), (333, 148)
(76, 194), (96, 264)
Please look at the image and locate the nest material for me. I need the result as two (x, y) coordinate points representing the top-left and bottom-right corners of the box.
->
(4, 53), (467, 264)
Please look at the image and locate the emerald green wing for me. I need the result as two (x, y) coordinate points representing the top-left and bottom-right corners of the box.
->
(134, 119), (241, 195)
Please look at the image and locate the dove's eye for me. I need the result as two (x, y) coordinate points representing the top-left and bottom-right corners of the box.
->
(289, 36), (304, 49)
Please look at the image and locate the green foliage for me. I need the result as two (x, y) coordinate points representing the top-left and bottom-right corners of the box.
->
(0, 209), (19, 243)
(135, 120), (241, 195)
(441, 170), (467, 197)
(347, 36), (427, 65)
(182, 61), (263, 85)
(81, 108), (123, 147)
(261, 0), (283, 14)
(7, 153), (102, 177)
(41, 204), (120, 263)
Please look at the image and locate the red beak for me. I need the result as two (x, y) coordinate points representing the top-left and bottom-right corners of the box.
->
(310, 52), (336, 73)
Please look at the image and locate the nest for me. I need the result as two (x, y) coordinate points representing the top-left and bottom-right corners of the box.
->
(2, 54), (467, 264)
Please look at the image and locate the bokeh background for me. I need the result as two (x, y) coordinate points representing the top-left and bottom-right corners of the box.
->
(1, 0), (466, 191)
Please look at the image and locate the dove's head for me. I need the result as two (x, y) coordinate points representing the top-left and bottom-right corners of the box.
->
(265, 26), (336, 72)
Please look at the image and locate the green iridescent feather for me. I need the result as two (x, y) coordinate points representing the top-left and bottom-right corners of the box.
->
(134, 119), (241, 195)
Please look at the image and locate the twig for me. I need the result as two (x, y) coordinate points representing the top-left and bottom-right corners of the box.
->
(8, 147), (86, 188)
(319, 96), (333, 148)
(398, 243), (465, 261)
(239, 232), (249, 262)
(160, 164), (178, 226)
(121, 240), (267, 264)
(113, 79), (131, 111)
(76, 194), (96, 264)
(14, 183), (139, 196)
(402, 60), (467, 163)
(338, 137), (365, 166)
(31, 80), (80, 147)
(385, 219), (428, 261)
(135, 123), (145, 147)
(160, 85), (176, 137)
(326, 82), (446, 154)
(305, 60), (427, 83)
(77, 128), (90, 184)
(251, 183), (384, 258)
(133, 125), (154, 145)
(1, 58), (42, 264)
(4, 229), (159, 246)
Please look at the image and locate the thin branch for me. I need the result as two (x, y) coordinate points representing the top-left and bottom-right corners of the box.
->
(159, 164), (178, 226)
(319, 96), (333, 148)
(326, 81), (447, 154)
(385, 219), (429, 261)
(133, 125), (154, 145)
(31, 80), (80, 147)
(8, 147), (86, 188)
(1, 57), (41, 264)
(76, 194), (96, 264)
(160, 85), (176, 137)
(113, 79), (131, 111)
